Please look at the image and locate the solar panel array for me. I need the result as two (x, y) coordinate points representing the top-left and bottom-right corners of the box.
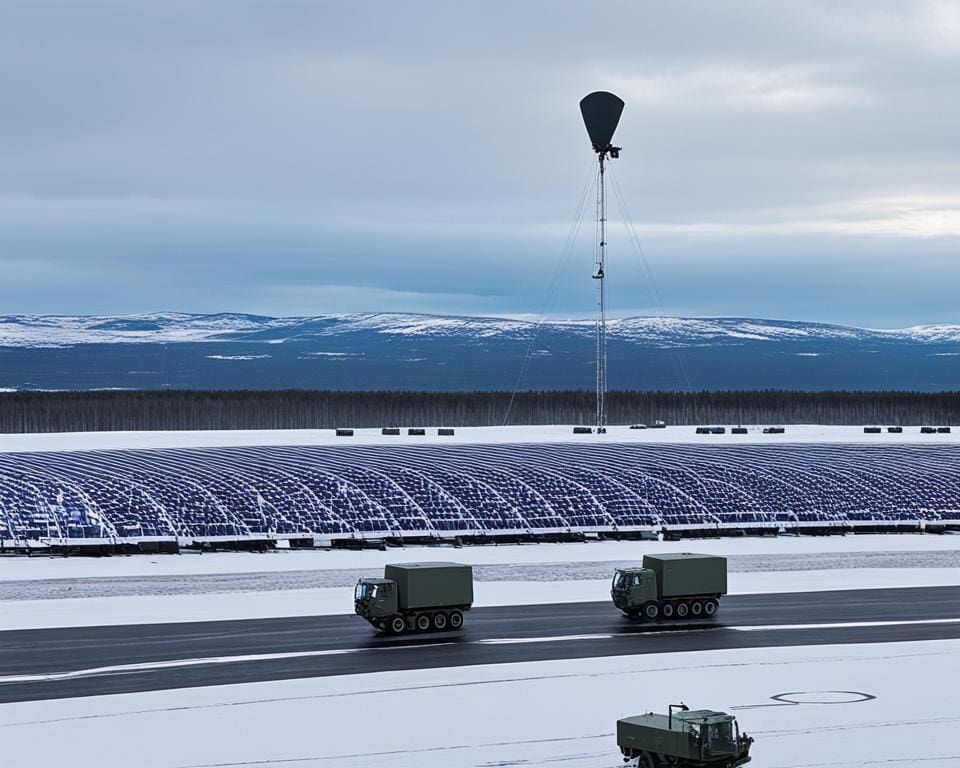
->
(1, 443), (958, 543)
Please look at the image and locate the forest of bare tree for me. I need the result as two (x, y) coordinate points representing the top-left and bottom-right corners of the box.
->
(1, 389), (958, 433)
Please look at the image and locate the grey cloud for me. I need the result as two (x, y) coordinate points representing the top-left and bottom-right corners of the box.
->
(0, 1), (957, 324)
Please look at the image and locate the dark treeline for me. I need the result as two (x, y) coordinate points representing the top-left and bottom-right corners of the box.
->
(1, 389), (960, 433)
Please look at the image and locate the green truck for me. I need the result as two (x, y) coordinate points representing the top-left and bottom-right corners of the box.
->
(611, 553), (727, 621)
(354, 561), (474, 634)
(618, 704), (752, 767)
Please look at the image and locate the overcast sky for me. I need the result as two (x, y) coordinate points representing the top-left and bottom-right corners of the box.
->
(1, 1), (958, 326)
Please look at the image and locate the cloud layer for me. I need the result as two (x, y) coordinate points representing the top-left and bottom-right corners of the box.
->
(1, 1), (958, 326)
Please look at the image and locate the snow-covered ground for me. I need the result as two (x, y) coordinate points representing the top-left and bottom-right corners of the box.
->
(2, 423), (959, 454)
(3, 532), (958, 766)
(4, 534), (958, 581)
(3, 535), (958, 630)
(2, 639), (957, 768)
(3, 568), (960, 631)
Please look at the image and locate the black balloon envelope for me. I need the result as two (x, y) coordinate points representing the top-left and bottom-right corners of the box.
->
(579, 91), (624, 152)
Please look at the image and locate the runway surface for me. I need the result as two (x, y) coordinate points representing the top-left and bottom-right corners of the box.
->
(2, 586), (959, 704)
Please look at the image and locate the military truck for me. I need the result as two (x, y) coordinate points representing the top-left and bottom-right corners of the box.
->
(354, 561), (473, 634)
(618, 704), (752, 767)
(611, 553), (727, 621)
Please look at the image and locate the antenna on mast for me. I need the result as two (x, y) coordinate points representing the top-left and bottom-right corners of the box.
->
(580, 91), (624, 435)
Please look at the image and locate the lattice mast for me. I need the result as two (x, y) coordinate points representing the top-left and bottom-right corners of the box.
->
(580, 92), (624, 434)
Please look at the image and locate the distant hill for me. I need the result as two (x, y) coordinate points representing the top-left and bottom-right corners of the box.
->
(0, 312), (958, 391)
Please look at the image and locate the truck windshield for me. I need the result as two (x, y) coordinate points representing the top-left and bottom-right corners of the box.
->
(613, 572), (642, 589)
(355, 582), (378, 600)
(704, 721), (737, 755)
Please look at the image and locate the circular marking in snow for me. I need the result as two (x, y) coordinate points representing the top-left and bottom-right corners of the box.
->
(771, 690), (876, 705)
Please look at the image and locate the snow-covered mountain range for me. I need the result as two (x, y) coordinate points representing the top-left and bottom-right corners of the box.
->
(0, 312), (958, 391)
(4, 312), (960, 348)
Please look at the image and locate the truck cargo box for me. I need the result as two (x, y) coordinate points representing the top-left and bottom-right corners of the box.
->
(384, 562), (473, 610)
(618, 713), (690, 755)
(642, 553), (727, 598)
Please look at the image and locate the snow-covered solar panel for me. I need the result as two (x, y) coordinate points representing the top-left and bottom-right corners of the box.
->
(1, 443), (959, 543)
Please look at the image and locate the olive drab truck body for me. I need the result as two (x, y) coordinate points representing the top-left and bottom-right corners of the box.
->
(611, 553), (727, 621)
(618, 705), (752, 767)
(354, 562), (473, 634)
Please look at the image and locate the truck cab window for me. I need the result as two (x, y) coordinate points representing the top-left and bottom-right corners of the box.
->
(705, 722), (736, 754)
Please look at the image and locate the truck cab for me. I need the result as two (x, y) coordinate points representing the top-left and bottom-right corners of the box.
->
(611, 567), (657, 612)
(684, 711), (748, 762)
(354, 578), (397, 620)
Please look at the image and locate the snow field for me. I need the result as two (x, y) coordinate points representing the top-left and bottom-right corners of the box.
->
(2, 639), (957, 768)
(2, 423), (960, 455)
(3, 534), (958, 582)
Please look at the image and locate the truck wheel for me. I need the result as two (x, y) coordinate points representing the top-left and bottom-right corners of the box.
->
(690, 600), (703, 617)
(433, 612), (448, 631)
(416, 614), (431, 631)
(704, 599), (719, 617)
(676, 601), (690, 618)
(389, 615), (406, 634)
(643, 602), (659, 620)
(449, 609), (464, 629)
(639, 752), (657, 768)
(660, 602), (674, 619)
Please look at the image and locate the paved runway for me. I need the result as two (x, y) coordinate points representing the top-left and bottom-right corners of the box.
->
(2, 586), (959, 703)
